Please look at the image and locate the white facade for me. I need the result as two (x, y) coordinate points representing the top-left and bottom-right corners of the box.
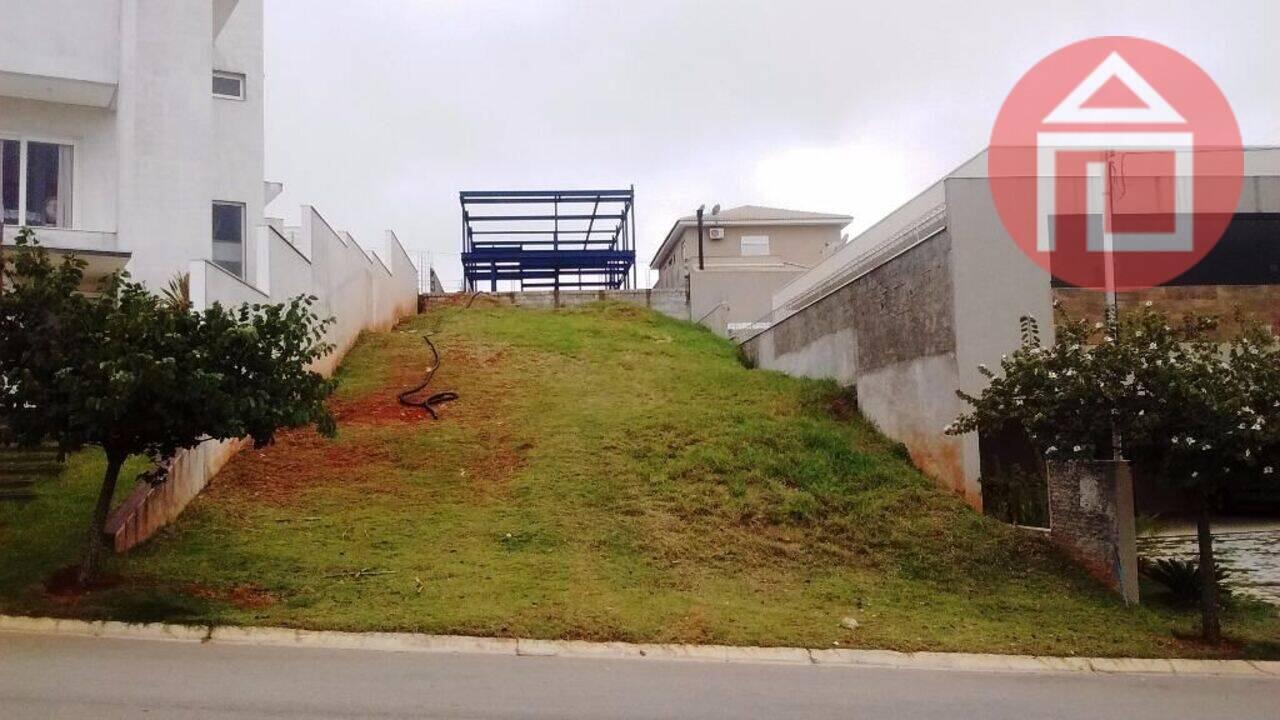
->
(0, 0), (417, 314)
(0, 1), (421, 551)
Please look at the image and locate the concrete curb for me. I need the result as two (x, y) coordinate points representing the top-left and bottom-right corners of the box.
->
(1, 615), (1276, 678)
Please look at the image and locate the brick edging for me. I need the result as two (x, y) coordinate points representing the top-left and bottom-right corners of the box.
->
(0, 615), (1276, 678)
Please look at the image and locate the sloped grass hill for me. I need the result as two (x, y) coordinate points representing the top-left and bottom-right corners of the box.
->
(1, 300), (1276, 658)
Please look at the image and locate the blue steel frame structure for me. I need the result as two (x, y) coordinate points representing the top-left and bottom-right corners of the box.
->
(460, 188), (637, 291)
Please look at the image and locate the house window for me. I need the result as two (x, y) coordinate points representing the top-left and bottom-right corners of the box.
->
(0, 139), (73, 228)
(212, 71), (245, 100)
(740, 235), (770, 256)
(212, 202), (245, 277)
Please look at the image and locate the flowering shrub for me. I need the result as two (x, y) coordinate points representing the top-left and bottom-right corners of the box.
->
(949, 302), (1280, 643)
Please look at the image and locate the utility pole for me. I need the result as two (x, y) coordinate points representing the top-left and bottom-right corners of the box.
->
(696, 204), (705, 271)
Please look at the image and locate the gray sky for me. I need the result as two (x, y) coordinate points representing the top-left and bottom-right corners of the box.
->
(262, 0), (1278, 289)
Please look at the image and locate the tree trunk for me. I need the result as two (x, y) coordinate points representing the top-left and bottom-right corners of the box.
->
(78, 452), (124, 586)
(1195, 488), (1222, 645)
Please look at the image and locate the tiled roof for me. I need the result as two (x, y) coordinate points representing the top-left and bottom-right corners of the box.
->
(671, 205), (851, 224)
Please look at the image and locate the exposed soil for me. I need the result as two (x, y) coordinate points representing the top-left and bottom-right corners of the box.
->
(827, 388), (859, 422)
(216, 429), (400, 505)
(44, 564), (123, 598)
(332, 393), (444, 425)
(183, 582), (278, 609)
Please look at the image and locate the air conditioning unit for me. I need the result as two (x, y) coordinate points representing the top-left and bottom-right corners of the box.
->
(708, 227), (725, 240)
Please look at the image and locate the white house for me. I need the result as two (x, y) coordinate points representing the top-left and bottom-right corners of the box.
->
(0, 0), (420, 551)
(0, 0), (416, 320)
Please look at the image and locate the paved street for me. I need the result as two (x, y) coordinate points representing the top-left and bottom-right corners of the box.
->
(1, 632), (1275, 719)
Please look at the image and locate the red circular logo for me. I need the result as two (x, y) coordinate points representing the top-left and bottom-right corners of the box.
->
(989, 37), (1243, 290)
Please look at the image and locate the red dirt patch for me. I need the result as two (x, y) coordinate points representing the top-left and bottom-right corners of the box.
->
(44, 564), (123, 598)
(329, 346), (494, 426)
(215, 428), (399, 504)
(210, 335), (523, 504)
(332, 393), (444, 425)
(183, 582), (278, 609)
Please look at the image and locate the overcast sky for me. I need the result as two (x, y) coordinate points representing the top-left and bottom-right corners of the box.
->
(262, 0), (1278, 289)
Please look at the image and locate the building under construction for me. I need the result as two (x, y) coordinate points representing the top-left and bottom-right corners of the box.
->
(460, 188), (637, 291)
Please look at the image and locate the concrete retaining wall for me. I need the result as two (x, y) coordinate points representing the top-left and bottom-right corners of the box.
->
(423, 288), (690, 321)
(106, 206), (418, 552)
(741, 233), (975, 502)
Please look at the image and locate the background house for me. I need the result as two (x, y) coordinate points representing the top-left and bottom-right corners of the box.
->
(650, 205), (851, 335)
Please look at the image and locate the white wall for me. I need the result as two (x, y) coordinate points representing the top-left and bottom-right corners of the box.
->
(117, 204), (419, 551)
(0, 0), (120, 89)
(114, 0), (217, 289)
(211, 0), (265, 284)
(192, 204), (418, 364)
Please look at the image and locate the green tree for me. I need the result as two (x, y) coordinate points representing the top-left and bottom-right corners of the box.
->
(0, 230), (338, 585)
(949, 304), (1280, 644)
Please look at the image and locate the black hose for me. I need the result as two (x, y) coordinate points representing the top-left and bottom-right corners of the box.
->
(397, 335), (459, 420)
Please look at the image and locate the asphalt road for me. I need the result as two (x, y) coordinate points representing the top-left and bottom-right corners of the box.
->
(0, 632), (1274, 719)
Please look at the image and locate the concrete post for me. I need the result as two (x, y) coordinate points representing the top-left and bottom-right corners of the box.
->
(1046, 460), (1139, 604)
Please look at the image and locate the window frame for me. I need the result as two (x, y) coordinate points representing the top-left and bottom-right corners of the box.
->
(0, 133), (78, 230)
(211, 201), (247, 278)
(740, 234), (771, 257)
(212, 70), (246, 101)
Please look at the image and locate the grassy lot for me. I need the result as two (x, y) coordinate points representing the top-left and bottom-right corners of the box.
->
(1, 300), (1277, 658)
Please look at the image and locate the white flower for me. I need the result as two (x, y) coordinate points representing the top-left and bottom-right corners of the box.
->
(1046, 446), (1058, 455)
(1073, 445), (1083, 453)
(1065, 369), (1076, 377)
(1048, 371), (1058, 380)
(1186, 437), (1196, 445)
(1192, 471), (1199, 478)
(1149, 343), (1158, 350)
(1201, 444), (1211, 451)
(1265, 467), (1274, 475)
(1144, 301), (1154, 308)
(1094, 322), (1104, 329)
(1245, 449), (1252, 458)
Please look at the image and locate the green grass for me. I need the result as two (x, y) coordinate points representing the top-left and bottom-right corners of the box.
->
(2, 300), (1277, 658)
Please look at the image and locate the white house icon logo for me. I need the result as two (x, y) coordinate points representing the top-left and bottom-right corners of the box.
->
(1036, 52), (1194, 254)
(989, 37), (1244, 290)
